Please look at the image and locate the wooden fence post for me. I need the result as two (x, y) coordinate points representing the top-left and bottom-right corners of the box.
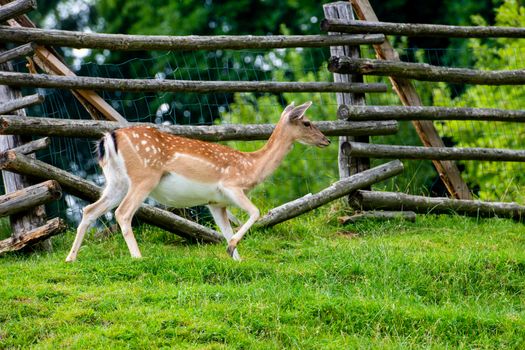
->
(324, 1), (370, 181)
(0, 57), (48, 249)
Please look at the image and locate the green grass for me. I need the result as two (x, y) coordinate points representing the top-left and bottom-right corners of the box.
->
(1, 207), (525, 349)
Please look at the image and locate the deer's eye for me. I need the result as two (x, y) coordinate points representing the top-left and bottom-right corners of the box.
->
(303, 121), (311, 127)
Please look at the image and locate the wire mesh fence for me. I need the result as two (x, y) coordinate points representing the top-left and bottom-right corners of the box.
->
(4, 43), (524, 225)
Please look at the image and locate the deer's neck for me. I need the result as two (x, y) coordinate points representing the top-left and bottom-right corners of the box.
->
(245, 123), (294, 186)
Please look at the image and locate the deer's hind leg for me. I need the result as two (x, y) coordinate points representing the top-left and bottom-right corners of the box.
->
(66, 179), (128, 262)
(114, 175), (161, 258)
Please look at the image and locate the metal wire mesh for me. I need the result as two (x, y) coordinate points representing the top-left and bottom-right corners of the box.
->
(10, 48), (341, 224)
(5, 43), (523, 225)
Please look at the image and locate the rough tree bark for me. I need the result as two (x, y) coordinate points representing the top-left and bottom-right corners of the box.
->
(348, 141), (525, 162)
(0, 25), (385, 50)
(351, 190), (525, 220)
(338, 105), (525, 122)
(320, 19), (525, 38)
(329, 56), (525, 85)
(0, 70), (388, 94)
(0, 116), (399, 141)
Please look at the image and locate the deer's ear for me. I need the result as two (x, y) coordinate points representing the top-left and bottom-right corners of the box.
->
(288, 101), (312, 121)
(282, 101), (295, 116)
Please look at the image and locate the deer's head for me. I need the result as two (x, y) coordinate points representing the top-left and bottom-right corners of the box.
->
(281, 101), (331, 148)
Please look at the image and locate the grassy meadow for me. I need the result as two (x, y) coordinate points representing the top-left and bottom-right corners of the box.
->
(1, 206), (525, 349)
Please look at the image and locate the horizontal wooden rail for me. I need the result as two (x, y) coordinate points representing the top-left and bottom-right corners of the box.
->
(0, 151), (223, 243)
(0, 93), (43, 114)
(9, 137), (50, 155)
(0, 71), (388, 94)
(328, 56), (525, 85)
(0, 217), (65, 254)
(0, 0), (36, 23)
(351, 190), (525, 220)
(338, 105), (525, 122)
(348, 142), (525, 162)
(0, 180), (61, 217)
(257, 160), (404, 227)
(0, 42), (35, 64)
(0, 25), (385, 51)
(321, 19), (525, 38)
(0, 116), (399, 141)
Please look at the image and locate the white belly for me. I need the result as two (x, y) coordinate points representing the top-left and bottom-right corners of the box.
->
(149, 172), (229, 208)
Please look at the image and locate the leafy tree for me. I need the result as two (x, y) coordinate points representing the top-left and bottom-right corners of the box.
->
(433, 0), (525, 201)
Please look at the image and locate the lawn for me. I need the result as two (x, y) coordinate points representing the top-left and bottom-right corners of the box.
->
(1, 207), (525, 349)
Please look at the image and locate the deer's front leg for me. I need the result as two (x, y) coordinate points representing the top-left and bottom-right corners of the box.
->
(208, 205), (241, 261)
(223, 188), (260, 258)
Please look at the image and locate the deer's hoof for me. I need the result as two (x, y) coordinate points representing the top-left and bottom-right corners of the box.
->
(226, 244), (235, 256)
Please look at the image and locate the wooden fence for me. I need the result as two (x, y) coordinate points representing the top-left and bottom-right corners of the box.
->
(0, 0), (401, 253)
(1, 0), (525, 254)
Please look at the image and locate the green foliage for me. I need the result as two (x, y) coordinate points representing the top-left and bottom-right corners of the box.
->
(433, 0), (525, 201)
(2, 212), (525, 348)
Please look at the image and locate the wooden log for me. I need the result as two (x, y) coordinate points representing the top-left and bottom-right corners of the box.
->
(350, 0), (472, 200)
(338, 210), (416, 224)
(0, 0), (36, 23)
(351, 190), (525, 220)
(0, 93), (43, 114)
(0, 25), (385, 51)
(8, 137), (50, 154)
(0, 217), (65, 254)
(0, 42), (35, 64)
(0, 180), (61, 217)
(0, 116), (399, 141)
(348, 141), (525, 162)
(338, 105), (525, 122)
(321, 19), (525, 38)
(0, 150), (223, 243)
(324, 1), (371, 182)
(329, 56), (525, 85)
(0, 71), (388, 94)
(256, 159), (404, 227)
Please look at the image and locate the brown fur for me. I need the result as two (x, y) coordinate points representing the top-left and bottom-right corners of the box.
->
(113, 108), (328, 190)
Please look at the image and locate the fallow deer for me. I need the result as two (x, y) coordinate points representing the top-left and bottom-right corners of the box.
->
(66, 101), (330, 262)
